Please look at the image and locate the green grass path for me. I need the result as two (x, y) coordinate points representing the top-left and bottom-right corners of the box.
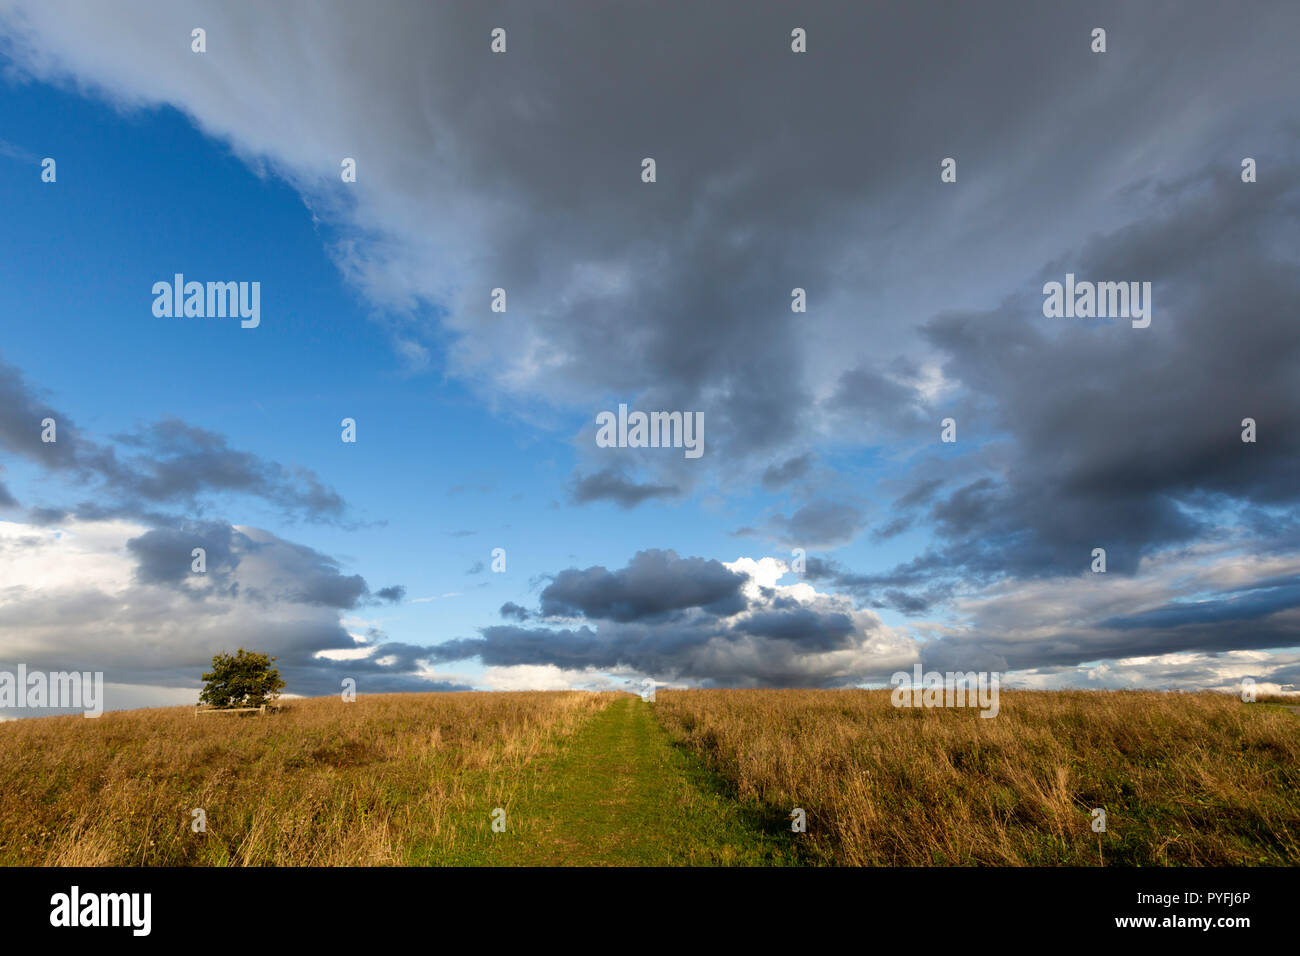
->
(472, 695), (798, 866)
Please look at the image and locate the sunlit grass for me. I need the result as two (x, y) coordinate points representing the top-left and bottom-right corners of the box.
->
(654, 689), (1300, 865)
(0, 691), (611, 865)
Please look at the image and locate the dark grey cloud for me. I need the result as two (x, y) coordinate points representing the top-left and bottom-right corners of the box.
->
(765, 500), (867, 549)
(1264, 660), (1300, 689)
(499, 601), (531, 621)
(12, 0), (1289, 495)
(282, 656), (473, 697)
(801, 553), (958, 615)
(1102, 579), (1300, 632)
(568, 467), (681, 509)
(253, 541), (367, 609)
(895, 478), (945, 512)
(429, 549), (911, 686)
(126, 518), (403, 611)
(0, 356), (350, 524)
(921, 588), (1300, 677)
(827, 359), (931, 437)
(761, 453), (813, 491)
(889, 168), (1300, 590)
(126, 520), (243, 591)
(539, 549), (747, 622)
(430, 625), (610, 672)
(735, 607), (855, 651)
(0, 355), (118, 479)
(430, 611), (900, 688)
(872, 515), (914, 541)
(793, 165), (1300, 624)
(110, 418), (347, 521)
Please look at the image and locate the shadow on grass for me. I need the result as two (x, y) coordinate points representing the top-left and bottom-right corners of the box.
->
(661, 734), (822, 866)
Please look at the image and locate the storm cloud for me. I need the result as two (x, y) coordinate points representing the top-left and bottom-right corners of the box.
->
(6, 0), (1294, 495)
(433, 551), (915, 687)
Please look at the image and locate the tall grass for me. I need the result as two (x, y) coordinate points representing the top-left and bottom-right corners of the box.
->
(0, 691), (611, 866)
(6, 688), (1295, 866)
(655, 689), (1300, 865)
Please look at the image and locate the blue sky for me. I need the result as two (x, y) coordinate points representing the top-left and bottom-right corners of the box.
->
(1, 0), (1299, 712)
(0, 80), (918, 694)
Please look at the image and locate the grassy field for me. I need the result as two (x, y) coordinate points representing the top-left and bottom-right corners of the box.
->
(0, 688), (1296, 866)
(0, 691), (608, 865)
(656, 688), (1300, 865)
(467, 695), (796, 865)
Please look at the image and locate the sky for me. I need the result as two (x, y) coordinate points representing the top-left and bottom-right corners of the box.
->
(1, 0), (1298, 715)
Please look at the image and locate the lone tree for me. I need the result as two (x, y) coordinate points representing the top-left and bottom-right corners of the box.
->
(199, 648), (285, 709)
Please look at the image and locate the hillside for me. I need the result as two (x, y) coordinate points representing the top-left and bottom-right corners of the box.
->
(0, 689), (1296, 866)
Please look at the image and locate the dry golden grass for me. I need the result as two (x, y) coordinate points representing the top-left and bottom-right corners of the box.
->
(655, 688), (1300, 866)
(1256, 693), (1300, 705)
(0, 691), (611, 866)
(6, 687), (1295, 867)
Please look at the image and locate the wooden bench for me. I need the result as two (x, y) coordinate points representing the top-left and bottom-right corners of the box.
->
(194, 704), (268, 717)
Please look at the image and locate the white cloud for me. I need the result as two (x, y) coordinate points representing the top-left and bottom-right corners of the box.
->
(0, 517), (413, 709)
(479, 664), (624, 692)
